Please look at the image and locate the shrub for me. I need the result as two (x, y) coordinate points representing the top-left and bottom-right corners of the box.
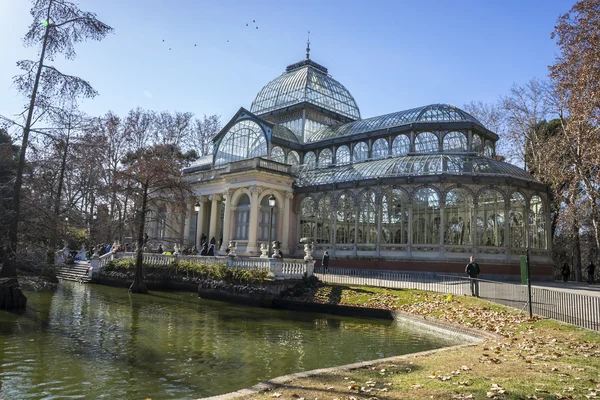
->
(103, 258), (269, 284)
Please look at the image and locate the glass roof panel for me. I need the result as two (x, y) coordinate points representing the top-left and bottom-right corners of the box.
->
(250, 61), (360, 120)
(295, 154), (536, 187)
(309, 104), (483, 142)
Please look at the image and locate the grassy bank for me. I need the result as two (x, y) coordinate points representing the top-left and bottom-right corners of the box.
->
(243, 282), (600, 400)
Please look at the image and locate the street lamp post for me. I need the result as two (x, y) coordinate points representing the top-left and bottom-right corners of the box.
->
(268, 194), (276, 257)
(194, 201), (201, 251)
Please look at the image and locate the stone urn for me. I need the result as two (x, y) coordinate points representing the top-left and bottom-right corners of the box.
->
(228, 241), (237, 257)
(304, 243), (314, 261)
(272, 241), (282, 258)
(260, 243), (269, 258)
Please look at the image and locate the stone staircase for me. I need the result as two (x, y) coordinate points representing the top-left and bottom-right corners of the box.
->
(55, 261), (92, 283)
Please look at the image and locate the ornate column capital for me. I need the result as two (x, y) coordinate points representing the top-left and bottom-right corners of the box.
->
(209, 194), (221, 202)
(285, 191), (294, 199)
(249, 185), (261, 195)
(198, 195), (208, 203)
(222, 189), (231, 201)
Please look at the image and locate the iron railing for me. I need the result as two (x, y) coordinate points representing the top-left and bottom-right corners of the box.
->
(314, 267), (600, 332)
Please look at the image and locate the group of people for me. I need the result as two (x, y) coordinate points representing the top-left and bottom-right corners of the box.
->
(561, 262), (596, 284)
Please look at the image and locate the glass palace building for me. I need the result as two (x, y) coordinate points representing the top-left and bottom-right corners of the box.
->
(157, 55), (553, 278)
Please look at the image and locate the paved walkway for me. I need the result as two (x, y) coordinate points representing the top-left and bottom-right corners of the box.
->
(532, 281), (600, 297)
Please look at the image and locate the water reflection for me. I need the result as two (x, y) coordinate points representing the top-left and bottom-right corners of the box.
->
(0, 282), (459, 398)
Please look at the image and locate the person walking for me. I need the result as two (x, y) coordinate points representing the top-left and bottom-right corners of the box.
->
(322, 251), (330, 273)
(587, 262), (596, 284)
(561, 262), (570, 283)
(465, 255), (480, 297)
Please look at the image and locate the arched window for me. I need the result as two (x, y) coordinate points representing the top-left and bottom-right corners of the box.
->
(336, 193), (355, 244)
(234, 194), (251, 240)
(443, 131), (468, 152)
(372, 138), (389, 159)
(529, 195), (547, 249)
(336, 145), (350, 165)
(288, 150), (300, 166)
(412, 188), (440, 244)
(484, 140), (495, 157)
(392, 135), (410, 156)
(318, 148), (333, 168)
(472, 135), (483, 154)
(215, 120), (267, 165)
(415, 132), (439, 152)
(509, 192), (526, 248)
(477, 189), (505, 246)
(382, 189), (408, 244)
(258, 195), (278, 242)
(304, 151), (316, 167)
(300, 197), (315, 241)
(353, 142), (368, 161)
(358, 190), (378, 245)
(317, 195), (334, 244)
(444, 189), (473, 245)
(271, 146), (285, 163)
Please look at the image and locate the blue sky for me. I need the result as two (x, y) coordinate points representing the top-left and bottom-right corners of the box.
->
(0, 0), (572, 124)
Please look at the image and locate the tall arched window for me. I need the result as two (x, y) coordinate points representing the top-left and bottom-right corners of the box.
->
(215, 120), (267, 165)
(382, 189), (409, 244)
(415, 132), (439, 152)
(443, 131), (468, 152)
(358, 190), (378, 245)
(444, 189), (473, 245)
(353, 142), (368, 161)
(300, 197), (315, 241)
(392, 135), (410, 156)
(472, 135), (483, 154)
(304, 151), (316, 167)
(258, 195), (278, 242)
(412, 188), (440, 244)
(372, 138), (389, 159)
(288, 150), (300, 166)
(477, 189), (505, 246)
(318, 148), (332, 168)
(529, 195), (547, 249)
(336, 145), (350, 165)
(234, 194), (251, 240)
(484, 141), (495, 157)
(271, 146), (285, 163)
(509, 192), (526, 248)
(317, 195), (334, 244)
(336, 193), (355, 244)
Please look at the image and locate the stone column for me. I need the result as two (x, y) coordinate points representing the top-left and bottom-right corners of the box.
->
(195, 196), (208, 248)
(376, 200), (382, 256)
(473, 201), (478, 256)
(220, 190), (232, 252)
(208, 194), (221, 242)
(407, 204), (413, 256)
(504, 204), (511, 261)
(281, 191), (293, 254)
(183, 202), (192, 248)
(165, 202), (176, 250)
(247, 186), (261, 254)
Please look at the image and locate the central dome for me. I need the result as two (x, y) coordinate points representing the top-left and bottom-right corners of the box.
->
(250, 59), (361, 120)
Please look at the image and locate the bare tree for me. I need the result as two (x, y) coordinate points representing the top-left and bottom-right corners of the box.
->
(192, 114), (221, 157)
(119, 144), (191, 294)
(0, 0), (112, 310)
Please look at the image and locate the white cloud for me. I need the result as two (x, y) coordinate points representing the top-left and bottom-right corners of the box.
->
(143, 90), (153, 98)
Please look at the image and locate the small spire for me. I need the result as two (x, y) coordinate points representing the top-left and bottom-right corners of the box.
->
(306, 30), (311, 60)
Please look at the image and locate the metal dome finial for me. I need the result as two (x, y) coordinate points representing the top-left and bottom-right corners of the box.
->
(306, 31), (310, 60)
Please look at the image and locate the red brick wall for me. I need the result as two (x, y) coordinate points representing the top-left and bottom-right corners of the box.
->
(315, 259), (554, 280)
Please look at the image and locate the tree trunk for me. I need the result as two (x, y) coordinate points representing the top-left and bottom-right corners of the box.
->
(0, 276), (27, 310)
(47, 131), (71, 265)
(573, 217), (582, 282)
(0, 4), (51, 295)
(129, 182), (148, 294)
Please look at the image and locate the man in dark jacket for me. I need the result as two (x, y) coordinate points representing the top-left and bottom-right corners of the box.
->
(465, 256), (480, 297)
(322, 251), (330, 272)
(588, 262), (596, 284)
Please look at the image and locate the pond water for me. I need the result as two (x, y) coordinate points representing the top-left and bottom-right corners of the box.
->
(0, 282), (458, 399)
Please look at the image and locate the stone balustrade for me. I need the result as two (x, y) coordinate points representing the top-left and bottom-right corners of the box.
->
(91, 251), (314, 281)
